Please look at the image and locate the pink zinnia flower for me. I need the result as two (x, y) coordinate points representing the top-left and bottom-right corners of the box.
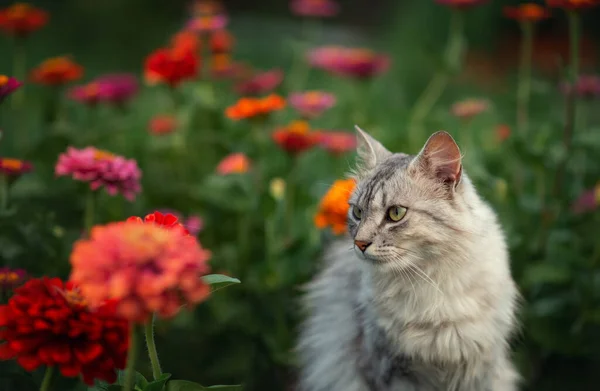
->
(216, 153), (251, 175)
(55, 147), (142, 201)
(307, 46), (390, 79)
(69, 221), (211, 323)
(68, 82), (101, 107)
(289, 91), (336, 118)
(235, 69), (283, 95)
(451, 98), (490, 120)
(95, 73), (139, 105)
(560, 75), (600, 99)
(290, 0), (340, 17)
(0, 75), (22, 104)
(319, 131), (357, 155)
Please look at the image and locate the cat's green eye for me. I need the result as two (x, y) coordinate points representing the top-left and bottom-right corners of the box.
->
(387, 206), (407, 222)
(352, 205), (362, 220)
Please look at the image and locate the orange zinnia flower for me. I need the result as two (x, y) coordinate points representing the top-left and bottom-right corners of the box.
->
(545, 0), (599, 10)
(504, 4), (551, 21)
(314, 178), (356, 235)
(225, 94), (286, 120)
(216, 153), (251, 175)
(30, 57), (83, 86)
(0, 3), (48, 37)
(272, 120), (321, 155)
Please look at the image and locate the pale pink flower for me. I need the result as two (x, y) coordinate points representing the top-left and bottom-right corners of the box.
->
(289, 91), (336, 118)
(55, 147), (142, 201)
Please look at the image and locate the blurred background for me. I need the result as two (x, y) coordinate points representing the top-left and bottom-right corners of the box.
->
(1, 0), (600, 390)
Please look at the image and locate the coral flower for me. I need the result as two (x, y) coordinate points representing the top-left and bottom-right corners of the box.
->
(30, 57), (83, 86)
(0, 75), (22, 103)
(314, 178), (356, 235)
(149, 115), (177, 135)
(0, 157), (32, 177)
(68, 82), (101, 107)
(272, 120), (321, 155)
(225, 94), (286, 120)
(504, 4), (551, 22)
(0, 267), (27, 292)
(308, 46), (390, 79)
(210, 29), (235, 54)
(55, 147), (142, 201)
(171, 30), (201, 55)
(69, 221), (211, 323)
(0, 3), (48, 37)
(561, 74), (600, 99)
(235, 69), (284, 95)
(435, 0), (490, 9)
(216, 153), (251, 175)
(289, 91), (336, 118)
(451, 98), (490, 120)
(127, 211), (190, 236)
(545, 0), (600, 10)
(290, 0), (340, 17)
(0, 277), (129, 385)
(144, 47), (198, 87)
(319, 131), (357, 155)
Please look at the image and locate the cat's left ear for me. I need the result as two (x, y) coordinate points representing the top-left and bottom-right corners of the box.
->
(412, 131), (462, 188)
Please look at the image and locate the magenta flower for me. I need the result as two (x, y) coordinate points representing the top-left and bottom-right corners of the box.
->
(55, 147), (142, 201)
(68, 82), (101, 107)
(319, 131), (357, 155)
(561, 75), (600, 99)
(307, 46), (390, 79)
(0, 75), (22, 104)
(290, 0), (340, 17)
(235, 69), (283, 95)
(289, 91), (336, 118)
(0, 267), (27, 292)
(96, 73), (139, 105)
(157, 209), (205, 236)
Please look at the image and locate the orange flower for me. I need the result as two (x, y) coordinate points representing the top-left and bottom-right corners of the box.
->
(314, 179), (356, 235)
(545, 0), (599, 10)
(0, 3), (48, 37)
(171, 30), (200, 55)
(504, 4), (551, 21)
(30, 56), (83, 86)
(216, 153), (251, 175)
(225, 94), (286, 120)
(272, 120), (321, 155)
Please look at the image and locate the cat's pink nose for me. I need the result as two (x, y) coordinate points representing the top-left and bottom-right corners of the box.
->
(354, 240), (372, 252)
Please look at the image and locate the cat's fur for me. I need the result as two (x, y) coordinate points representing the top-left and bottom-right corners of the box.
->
(297, 128), (519, 391)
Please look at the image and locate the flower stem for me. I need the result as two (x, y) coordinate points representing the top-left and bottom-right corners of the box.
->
(0, 175), (8, 213)
(286, 157), (298, 235)
(83, 190), (95, 234)
(123, 324), (140, 391)
(517, 22), (534, 134)
(39, 366), (54, 391)
(145, 314), (162, 380)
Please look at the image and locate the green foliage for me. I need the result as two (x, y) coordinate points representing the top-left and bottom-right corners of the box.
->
(167, 380), (242, 391)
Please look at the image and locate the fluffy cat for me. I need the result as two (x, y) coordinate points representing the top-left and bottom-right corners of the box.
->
(297, 128), (519, 391)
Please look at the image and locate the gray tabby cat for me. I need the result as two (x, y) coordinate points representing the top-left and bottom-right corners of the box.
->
(297, 128), (519, 391)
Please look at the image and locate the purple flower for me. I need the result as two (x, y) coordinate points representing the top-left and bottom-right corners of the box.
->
(290, 0), (340, 17)
(0, 75), (22, 104)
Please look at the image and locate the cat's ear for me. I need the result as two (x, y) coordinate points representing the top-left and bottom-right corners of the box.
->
(412, 131), (462, 188)
(354, 125), (392, 174)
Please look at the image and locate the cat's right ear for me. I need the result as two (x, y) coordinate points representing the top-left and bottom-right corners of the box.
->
(354, 126), (391, 175)
(412, 131), (462, 189)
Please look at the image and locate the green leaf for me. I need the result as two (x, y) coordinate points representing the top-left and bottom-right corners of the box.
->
(202, 274), (241, 292)
(144, 373), (172, 391)
(167, 380), (243, 391)
(521, 263), (571, 288)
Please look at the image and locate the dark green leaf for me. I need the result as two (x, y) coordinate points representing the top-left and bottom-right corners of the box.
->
(144, 373), (172, 391)
(521, 263), (572, 288)
(202, 274), (241, 292)
(166, 380), (242, 391)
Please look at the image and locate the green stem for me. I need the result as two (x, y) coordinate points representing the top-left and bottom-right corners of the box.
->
(517, 22), (534, 134)
(443, 10), (466, 75)
(39, 366), (54, 391)
(145, 314), (162, 380)
(0, 175), (8, 213)
(408, 72), (449, 147)
(83, 190), (95, 234)
(123, 324), (140, 391)
(568, 11), (580, 83)
(285, 157), (298, 235)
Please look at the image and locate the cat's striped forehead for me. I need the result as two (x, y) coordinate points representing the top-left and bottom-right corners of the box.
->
(352, 153), (413, 207)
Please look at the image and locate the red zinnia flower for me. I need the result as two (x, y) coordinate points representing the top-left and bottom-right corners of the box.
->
(210, 29), (235, 54)
(435, 0), (489, 9)
(0, 75), (22, 103)
(144, 47), (198, 87)
(545, 0), (600, 10)
(235, 69), (283, 95)
(30, 57), (83, 86)
(0, 3), (48, 37)
(0, 157), (32, 177)
(171, 30), (201, 55)
(0, 277), (129, 385)
(504, 4), (551, 22)
(148, 115), (178, 135)
(273, 120), (321, 155)
(127, 211), (190, 236)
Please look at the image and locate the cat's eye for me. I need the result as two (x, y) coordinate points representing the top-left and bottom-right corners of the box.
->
(352, 205), (362, 220)
(387, 206), (407, 222)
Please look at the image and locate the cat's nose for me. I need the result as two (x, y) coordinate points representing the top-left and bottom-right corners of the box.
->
(354, 240), (372, 252)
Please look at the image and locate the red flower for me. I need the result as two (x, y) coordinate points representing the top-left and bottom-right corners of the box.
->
(0, 277), (129, 385)
(273, 120), (321, 155)
(235, 69), (283, 95)
(127, 211), (190, 236)
(0, 3), (48, 37)
(545, 0), (600, 10)
(319, 131), (357, 155)
(144, 47), (198, 87)
(504, 4), (551, 22)
(148, 114), (177, 135)
(171, 30), (201, 55)
(210, 29), (235, 54)
(30, 57), (83, 86)
(435, 0), (489, 9)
